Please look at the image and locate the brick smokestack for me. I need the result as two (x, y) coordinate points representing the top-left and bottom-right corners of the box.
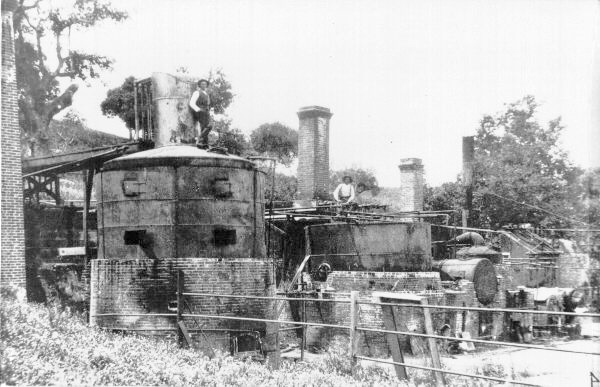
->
(1, 0), (26, 288)
(398, 158), (424, 212)
(297, 106), (332, 200)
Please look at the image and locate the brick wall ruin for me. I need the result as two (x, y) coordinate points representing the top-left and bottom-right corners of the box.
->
(90, 258), (277, 352)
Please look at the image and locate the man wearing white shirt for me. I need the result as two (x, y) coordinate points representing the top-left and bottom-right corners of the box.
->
(189, 79), (211, 147)
(333, 176), (355, 204)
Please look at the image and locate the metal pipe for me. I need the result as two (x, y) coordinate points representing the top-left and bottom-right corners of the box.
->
(357, 327), (600, 356)
(361, 301), (600, 318)
(181, 313), (347, 330)
(92, 313), (177, 317)
(181, 292), (351, 303)
(355, 356), (540, 386)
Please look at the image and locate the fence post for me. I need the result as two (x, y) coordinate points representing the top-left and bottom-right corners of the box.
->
(177, 270), (184, 347)
(349, 291), (359, 367)
(301, 299), (306, 361)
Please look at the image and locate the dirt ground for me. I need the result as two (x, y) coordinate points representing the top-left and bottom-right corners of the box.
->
(439, 338), (600, 386)
(282, 337), (600, 386)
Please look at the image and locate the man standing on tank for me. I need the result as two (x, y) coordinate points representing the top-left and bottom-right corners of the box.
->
(189, 79), (211, 147)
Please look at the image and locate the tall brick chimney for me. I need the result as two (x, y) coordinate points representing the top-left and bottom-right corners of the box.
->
(1, 0), (26, 288)
(297, 106), (332, 200)
(398, 158), (424, 212)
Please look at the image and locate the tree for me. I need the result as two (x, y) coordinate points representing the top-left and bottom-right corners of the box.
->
(100, 76), (135, 139)
(206, 69), (234, 115)
(423, 181), (463, 213)
(48, 110), (126, 153)
(100, 69), (235, 136)
(211, 118), (249, 156)
(264, 173), (298, 204)
(575, 168), (600, 227)
(472, 96), (583, 228)
(330, 167), (378, 191)
(250, 122), (298, 166)
(14, 0), (127, 156)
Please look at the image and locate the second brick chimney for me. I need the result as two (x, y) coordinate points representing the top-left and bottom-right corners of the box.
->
(398, 158), (424, 212)
(297, 106), (332, 200)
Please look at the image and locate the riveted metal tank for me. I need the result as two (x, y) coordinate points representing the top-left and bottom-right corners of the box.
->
(95, 145), (266, 259)
(151, 72), (198, 146)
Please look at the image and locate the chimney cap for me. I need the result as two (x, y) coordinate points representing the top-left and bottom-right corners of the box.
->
(399, 158), (423, 166)
(297, 106), (333, 119)
(398, 158), (424, 171)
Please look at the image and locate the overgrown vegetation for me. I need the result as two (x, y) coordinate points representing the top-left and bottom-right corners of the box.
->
(1, 289), (506, 386)
(1, 289), (395, 386)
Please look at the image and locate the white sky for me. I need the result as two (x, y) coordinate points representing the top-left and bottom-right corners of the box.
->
(62, 0), (600, 186)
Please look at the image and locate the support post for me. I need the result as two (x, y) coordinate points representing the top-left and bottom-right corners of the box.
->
(349, 291), (360, 367)
(133, 81), (139, 140)
(301, 299), (306, 361)
(82, 168), (94, 266)
(421, 298), (445, 387)
(177, 270), (184, 347)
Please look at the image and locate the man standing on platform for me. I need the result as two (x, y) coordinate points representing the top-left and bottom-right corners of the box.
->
(189, 79), (211, 147)
(333, 175), (355, 204)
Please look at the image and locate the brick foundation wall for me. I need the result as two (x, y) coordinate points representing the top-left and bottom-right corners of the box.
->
(1, 0), (26, 288)
(90, 258), (276, 352)
(287, 271), (511, 356)
(297, 106), (332, 200)
(398, 158), (424, 212)
(496, 263), (557, 289)
(296, 271), (445, 356)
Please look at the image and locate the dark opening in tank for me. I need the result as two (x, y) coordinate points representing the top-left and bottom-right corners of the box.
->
(124, 230), (147, 245)
(214, 229), (237, 246)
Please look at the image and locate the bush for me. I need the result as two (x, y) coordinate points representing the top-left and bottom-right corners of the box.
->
(0, 290), (399, 386)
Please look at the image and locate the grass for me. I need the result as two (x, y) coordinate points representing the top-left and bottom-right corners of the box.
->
(0, 287), (401, 386)
(1, 286), (507, 386)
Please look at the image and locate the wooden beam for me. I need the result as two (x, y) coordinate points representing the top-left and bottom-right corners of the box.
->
(83, 168), (95, 266)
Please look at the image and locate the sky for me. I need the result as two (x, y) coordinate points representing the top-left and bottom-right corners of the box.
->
(57, 0), (600, 186)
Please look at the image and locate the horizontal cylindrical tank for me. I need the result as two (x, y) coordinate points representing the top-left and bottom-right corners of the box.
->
(433, 258), (498, 305)
(456, 245), (503, 264)
(96, 145), (265, 259)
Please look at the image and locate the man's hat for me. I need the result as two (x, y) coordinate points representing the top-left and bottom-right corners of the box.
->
(342, 175), (353, 183)
(197, 79), (210, 86)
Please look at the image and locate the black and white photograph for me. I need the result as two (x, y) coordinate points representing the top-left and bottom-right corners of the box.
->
(1, 0), (599, 385)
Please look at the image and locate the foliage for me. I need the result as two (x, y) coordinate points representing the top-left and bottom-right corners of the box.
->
(423, 181), (462, 212)
(46, 111), (126, 154)
(207, 69), (234, 115)
(100, 76), (136, 135)
(100, 70), (234, 136)
(14, 0), (127, 156)
(472, 96), (583, 228)
(330, 168), (378, 191)
(575, 167), (600, 227)
(0, 290), (403, 386)
(211, 118), (249, 155)
(264, 173), (298, 203)
(250, 122), (298, 166)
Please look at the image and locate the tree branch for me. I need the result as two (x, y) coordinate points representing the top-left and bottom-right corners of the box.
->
(43, 83), (79, 122)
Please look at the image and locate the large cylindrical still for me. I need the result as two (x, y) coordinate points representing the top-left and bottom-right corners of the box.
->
(90, 145), (273, 353)
(95, 145), (266, 260)
(433, 258), (498, 305)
